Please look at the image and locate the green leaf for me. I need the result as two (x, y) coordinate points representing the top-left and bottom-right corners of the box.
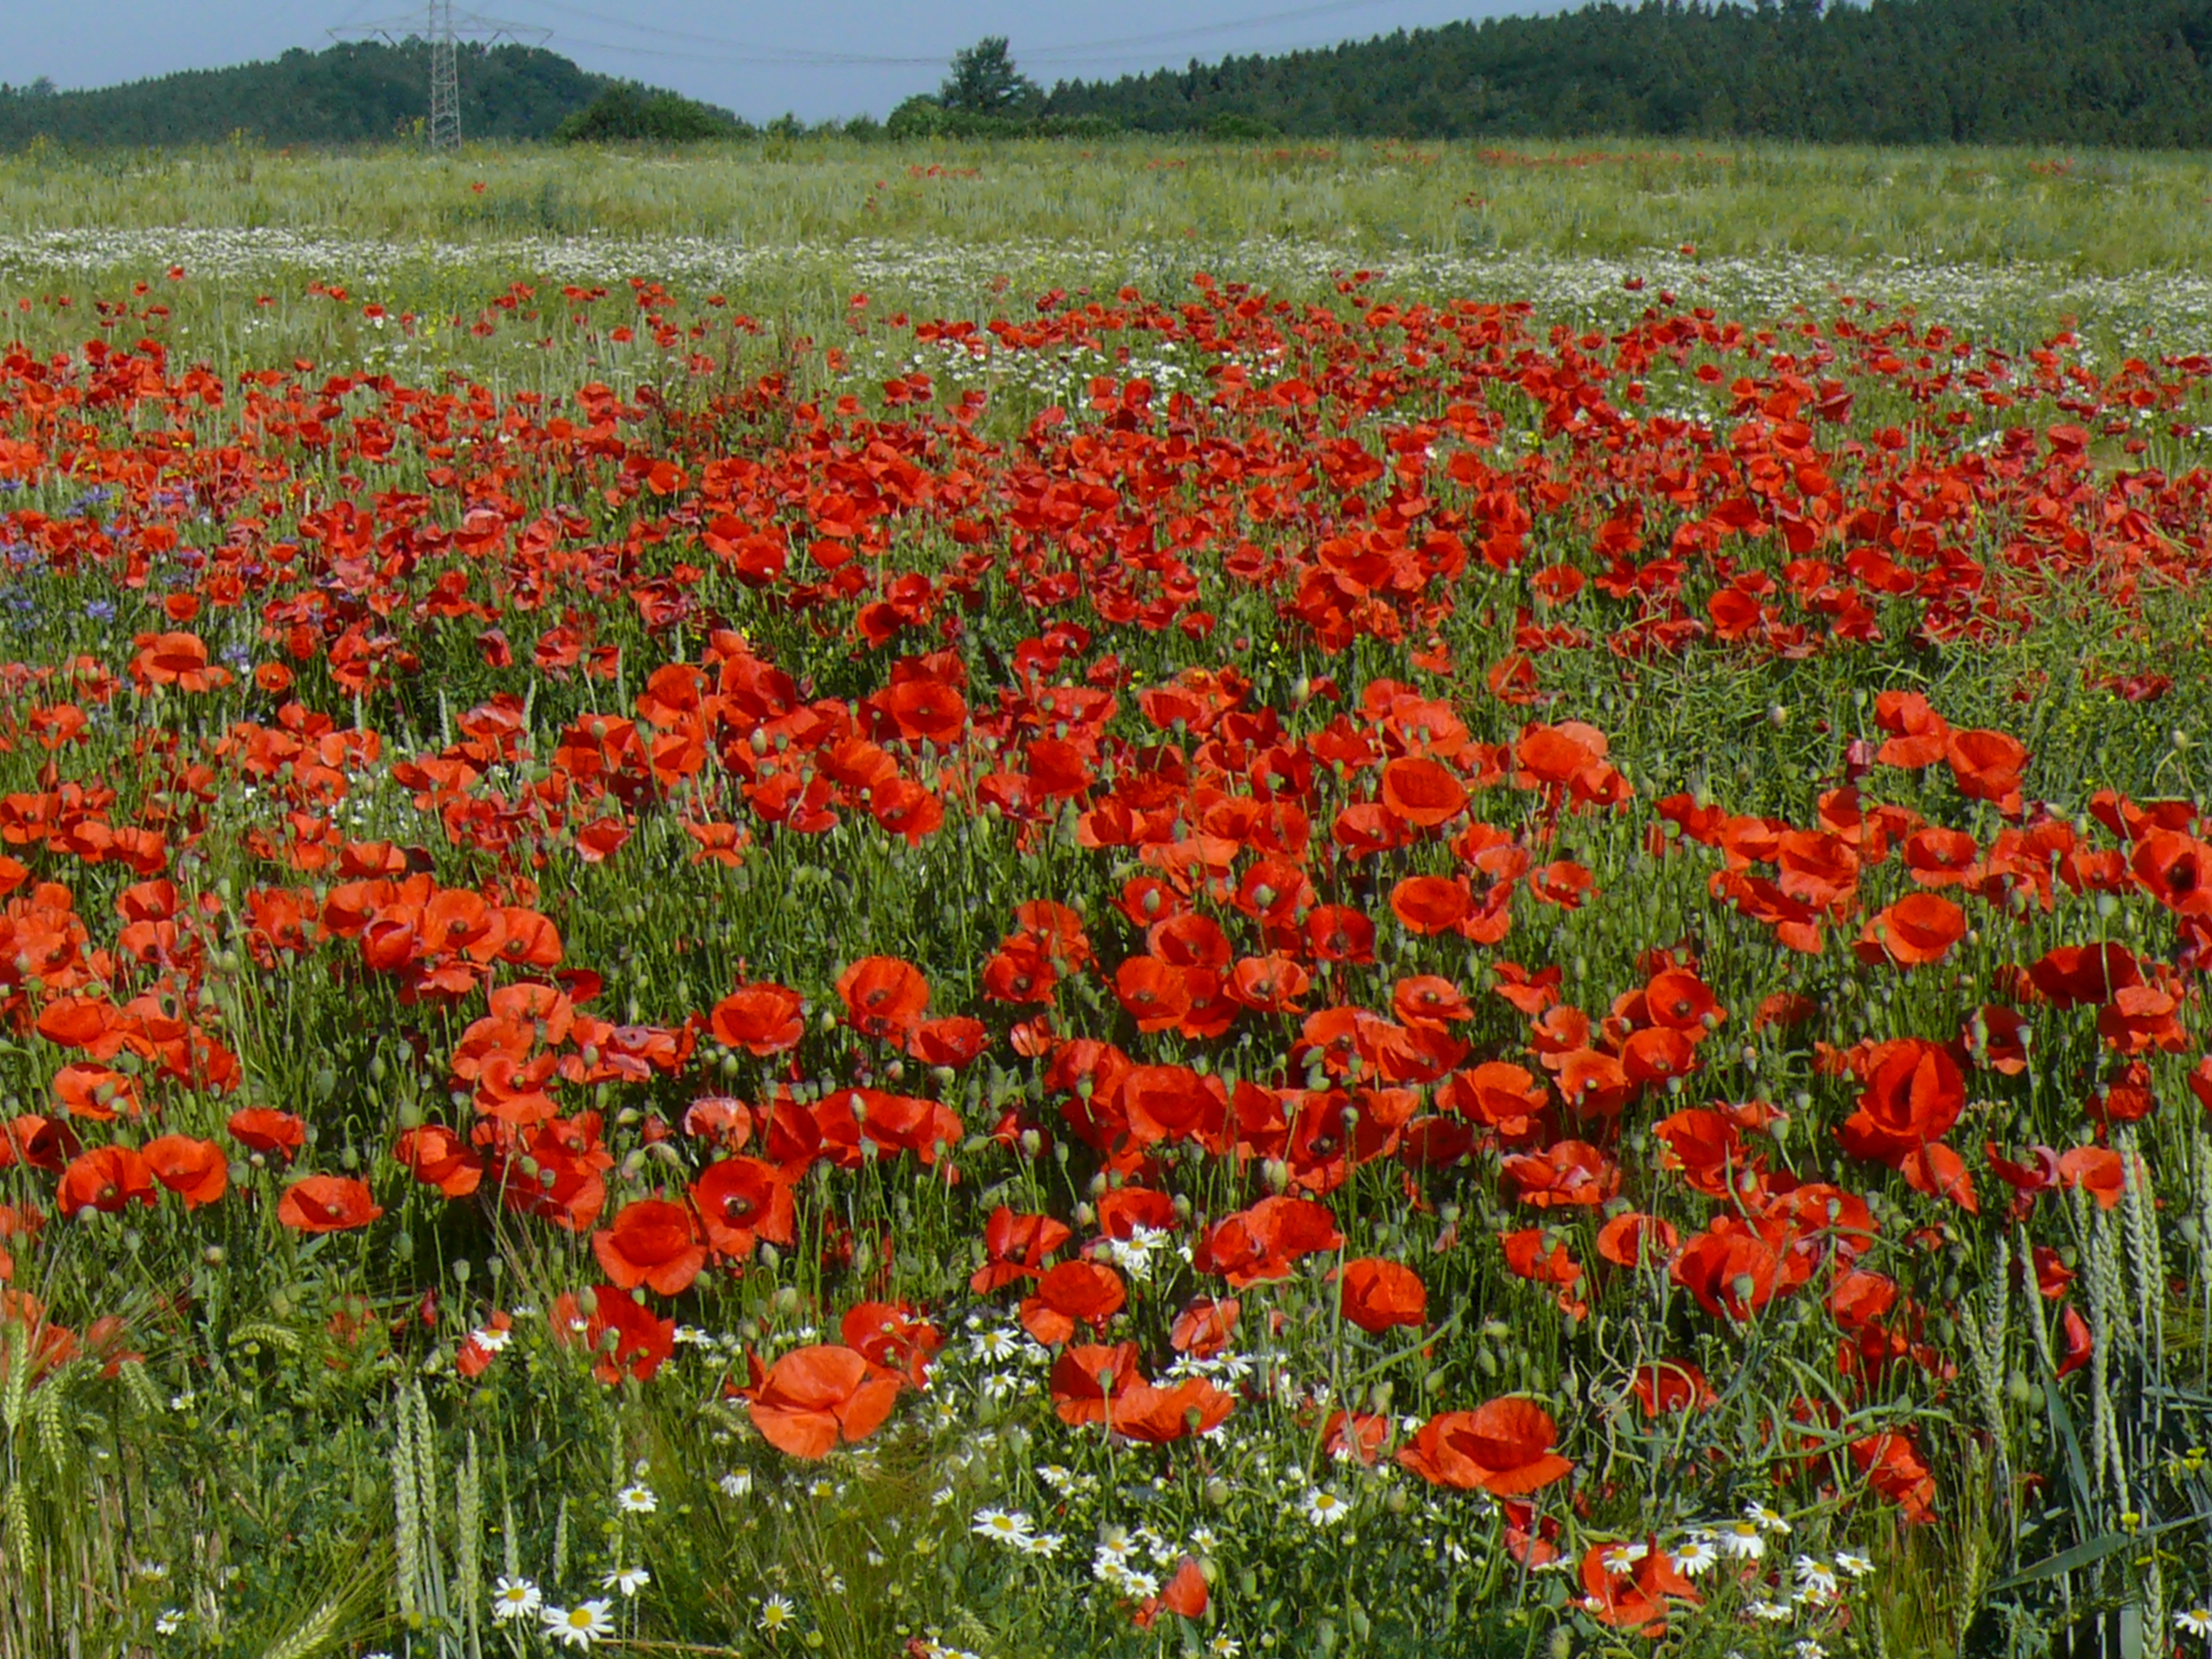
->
(1988, 1530), (2133, 1591)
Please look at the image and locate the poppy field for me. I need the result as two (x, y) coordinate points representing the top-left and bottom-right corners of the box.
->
(5, 147), (2212, 1659)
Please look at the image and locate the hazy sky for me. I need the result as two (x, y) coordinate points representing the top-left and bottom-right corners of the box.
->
(12, 1), (1568, 123)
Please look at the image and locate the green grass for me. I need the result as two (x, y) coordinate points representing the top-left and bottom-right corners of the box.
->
(1, 134), (2211, 275)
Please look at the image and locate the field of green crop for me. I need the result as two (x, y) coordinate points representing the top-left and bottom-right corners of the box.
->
(2, 137), (2212, 1659)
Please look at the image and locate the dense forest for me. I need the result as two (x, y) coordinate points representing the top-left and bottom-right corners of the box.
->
(0, 41), (689, 148)
(8, 1), (2212, 148)
(1044, 0), (2212, 146)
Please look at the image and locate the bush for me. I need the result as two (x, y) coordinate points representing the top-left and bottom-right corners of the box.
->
(879, 97), (1119, 142)
(555, 85), (745, 144)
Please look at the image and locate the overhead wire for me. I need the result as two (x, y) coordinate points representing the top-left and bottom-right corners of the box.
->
(504, 0), (1431, 71)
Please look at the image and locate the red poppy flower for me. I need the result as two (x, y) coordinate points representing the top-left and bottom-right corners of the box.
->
(1397, 1398), (1572, 1494)
(1339, 1257), (1426, 1333)
(592, 1198), (708, 1295)
(1113, 956), (1193, 1031)
(228, 1107), (306, 1162)
(1379, 756), (1467, 828)
(709, 983), (804, 1056)
(1389, 875), (1472, 936)
(142, 1134), (228, 1208)
(276, 1174), (383, 1233)
(557, 1284), (676, 1385)
(1669, 1221), (1780, 1319)
(1946, 727), (2029, 808)
(1048, 1343), (1233, 1441)
(1021, 1259), (1127, 1345)
(835, 955), (929, 1040)
(840, 1300), (942, 1388)
(1595, 1210), (1679, 1268)
(393, 1125), (483, 1198)
(691, 1157), (796, 1258)
(747, 1344), (901, 1458)
(1170, 1296), (1240, 1357)
(57, 1145), (157, 1217)
(1854, 893), (1966, 969)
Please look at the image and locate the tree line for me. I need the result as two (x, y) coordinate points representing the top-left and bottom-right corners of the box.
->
(10, 3), (2212, 150)
(0, 41), (735, 148)
(1042, 0), (2212, 146)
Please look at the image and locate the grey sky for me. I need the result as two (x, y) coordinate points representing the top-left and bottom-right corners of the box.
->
(11, 1), (1567, 123)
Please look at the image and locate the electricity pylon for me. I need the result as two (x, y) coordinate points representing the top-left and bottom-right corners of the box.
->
(332, 3), (550, 149)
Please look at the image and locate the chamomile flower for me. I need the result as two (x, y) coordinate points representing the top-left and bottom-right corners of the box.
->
(971, 1507), (1036, 1548)
(1835, 1550), (1874, 1578)
(1671, 1536), (1720, 1576)
(969, 1326), (1022, 1364)
(1301, 1488), (1354, 1527)
(154, 1610), (184, 1637)
(602, 1565), (650, 1597)
(758, 1593), (798, 1633)
(1747, 1599), (1796, 1622)
(2178, 1608), (2212, 1639)
(1744, 1500), (1792, 1534)
(1208, 1639), (1245, 1657)
(1714, 1517), (1766, 1559)
(1794, 1556), (1839, 1599)
(719, 1469), (754, 1499)
(541, 1599), (615, 1649)
(491, 1576), (542, 1621)
(1019, 1530), (1065, 1558)
(616, 1483), (658, 1514)
(1601, 1540), (1651, 1574)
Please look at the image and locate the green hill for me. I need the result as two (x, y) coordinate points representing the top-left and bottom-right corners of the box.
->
(0, 40), (721, 148)
(1042, 0), (2212, 146)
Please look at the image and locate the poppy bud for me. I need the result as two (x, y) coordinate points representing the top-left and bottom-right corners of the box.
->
(1018, 1129), (1042, 1159)
(773, 1286), (799, 1315)
(759, 1244), (781, 1271)
(203, 1244), (225, 1266)
(1203, 1477), (1230, 1507)
(1264, 1158), (1290, 1194)
(453, 1259), (471, 1283)
(577, 1288), (599, 1318)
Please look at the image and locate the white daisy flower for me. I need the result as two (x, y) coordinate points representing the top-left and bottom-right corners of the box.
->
(1601, 1540), (1651, 1573)
(758, 1593), (798, 1632)
(971, 1507), (1036, 1547)
(2178, 1609), (2212, 1639)
(154, 1610), (184, 1637)
(1835, 1550), (1874, 1578)
(1671, 1536), (1719, 1576)
(1714, 1518), (1766, 1559)
(1747, 1599), (1796, 1622)
(1744, 1500), (1792, 1534)
(541, 1599), (615, 1648)
(719, 1469), (754, 1499)
(1209, 1639), (1245, 1657)
(1021, 1530), (1065, 1558)
(1301, 1489), (1354, 1527)
(602, 1565), (650, 1597)
(616, 1483), (658, 1514)
(491, 1576), (542, 1621)
(1794, 1556), (1839, 1599)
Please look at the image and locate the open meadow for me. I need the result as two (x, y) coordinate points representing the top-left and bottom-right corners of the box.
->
(4, 136), (2212, 1659)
